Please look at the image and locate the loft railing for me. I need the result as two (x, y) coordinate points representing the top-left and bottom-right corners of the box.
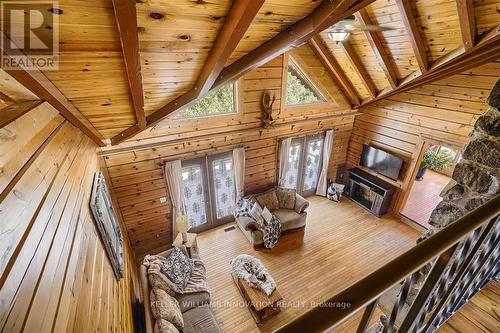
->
(274, 194), (499, 333)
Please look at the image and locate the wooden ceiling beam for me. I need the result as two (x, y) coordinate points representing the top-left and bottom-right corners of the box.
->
(212, 0), (376, 89)
(395, 0), (428, 73)
(112, 0), (265, 144)
(0, 100), (44, 128)
(112, 0), (146, 129)
(455, 0), (475, 50)
(339, 40), (377, 99)
(195, 0), (265, 97)
(355, 9), (398, 89)
(0, 91), (14, 105)
(308, 35), (360, 106)
(0, 32), (105, 147)
(112, 0), (377, 144)
(361, 31), (500, 107)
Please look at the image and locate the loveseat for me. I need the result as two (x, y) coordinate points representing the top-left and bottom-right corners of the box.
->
(140, 245), (221, 333)
(234, 187), (309, 247)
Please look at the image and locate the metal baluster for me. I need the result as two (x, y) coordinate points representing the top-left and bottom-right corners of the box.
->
(356, 298), (379, 333)
(397, 245), (458, 333)
(445, 224), (499, 315)
(460, 250), (500, 305)
(450, 231), (499, 313)
(383, 271), (419, 333)
(420, 217), (498, 333)
(411, 241), (464, 333)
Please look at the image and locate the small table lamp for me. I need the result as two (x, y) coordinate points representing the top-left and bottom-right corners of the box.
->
(176, 214), (190, 244)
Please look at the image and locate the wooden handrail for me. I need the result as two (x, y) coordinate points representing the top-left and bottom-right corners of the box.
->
(274, 194), (500, 333)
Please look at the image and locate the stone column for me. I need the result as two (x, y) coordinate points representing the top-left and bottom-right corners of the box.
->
(427, 79), (499, 231)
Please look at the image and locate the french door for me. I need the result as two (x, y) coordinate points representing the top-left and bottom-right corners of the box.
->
(181, 152), (236, 232)
(283, 133), (324, 196)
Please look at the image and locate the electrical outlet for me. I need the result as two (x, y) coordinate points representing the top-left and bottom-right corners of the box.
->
(159, 196), (167, 203)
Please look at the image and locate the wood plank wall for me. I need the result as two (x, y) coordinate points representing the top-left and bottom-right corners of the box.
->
(346, 60), (500, 210)
(101, 45), (354, 261)
(0, 103), (140, 332)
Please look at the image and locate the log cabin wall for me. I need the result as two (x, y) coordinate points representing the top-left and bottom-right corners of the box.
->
(101, 45), (355, 260)
(345, 60), (500, 211)
(0, 102), (140, 332)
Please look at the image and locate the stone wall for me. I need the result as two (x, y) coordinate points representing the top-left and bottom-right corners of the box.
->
(427, 79), (499, 231)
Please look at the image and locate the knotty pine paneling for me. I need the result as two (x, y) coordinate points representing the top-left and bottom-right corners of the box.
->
(346, 61), (499, 211)
(102, 47), (355, 260)
(0, 104), (140, 332)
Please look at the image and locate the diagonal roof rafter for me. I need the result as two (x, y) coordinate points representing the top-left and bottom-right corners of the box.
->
(111, 0), (378, 145)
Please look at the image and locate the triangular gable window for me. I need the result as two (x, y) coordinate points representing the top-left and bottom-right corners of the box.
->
(174, 83), (236, 119)
(286, 59), (326, 106)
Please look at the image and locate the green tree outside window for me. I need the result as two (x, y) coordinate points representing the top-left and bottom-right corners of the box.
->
(174, 84), (235, 118)
(286, 61), (326, 106)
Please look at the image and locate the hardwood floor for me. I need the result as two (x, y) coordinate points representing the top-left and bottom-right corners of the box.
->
(197, 196), (420, 332)
(401, 170), (451, 229)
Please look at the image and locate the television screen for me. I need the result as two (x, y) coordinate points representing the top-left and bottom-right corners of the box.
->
(360, 145), (403, 181)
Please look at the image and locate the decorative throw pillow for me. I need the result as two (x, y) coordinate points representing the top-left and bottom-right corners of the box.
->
(154, 318), (179, 333)
(150, 288), (184, 330)
(162, 247), (194, 291)
(261, 206), (273, 225)
(148, 271), (176, 296)
(276, 187), (296, 209)
(255, 189), (280, 211)
(249, 201), (264, 225)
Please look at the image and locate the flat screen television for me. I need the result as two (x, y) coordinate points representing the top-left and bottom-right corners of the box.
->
(360, 145), (403, 181)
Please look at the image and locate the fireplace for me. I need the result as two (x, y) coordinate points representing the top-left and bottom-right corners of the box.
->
(344, 168), (396, 216)
(351, 183), (376, 210)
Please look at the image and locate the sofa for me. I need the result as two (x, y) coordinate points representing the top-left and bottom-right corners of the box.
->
(234, 187), (309, 247)
(140, 245), (221, 333)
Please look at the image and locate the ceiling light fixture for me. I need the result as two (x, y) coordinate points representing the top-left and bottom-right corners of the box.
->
(327, 31), (350, 42)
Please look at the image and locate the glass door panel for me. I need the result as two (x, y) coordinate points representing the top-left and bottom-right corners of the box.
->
(208, 153), (236, 224)
(181, 160), (210, 231)
(302, 136), (324, 195)
(283, 140), (303, 190)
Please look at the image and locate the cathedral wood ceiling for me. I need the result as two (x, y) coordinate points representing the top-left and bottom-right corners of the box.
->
(1, 0), (499, 146)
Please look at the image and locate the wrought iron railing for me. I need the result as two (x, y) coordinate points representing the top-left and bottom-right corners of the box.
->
(274, 194), (499, 333)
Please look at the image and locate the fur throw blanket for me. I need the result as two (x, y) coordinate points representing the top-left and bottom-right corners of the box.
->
(231, 254), (276, 296)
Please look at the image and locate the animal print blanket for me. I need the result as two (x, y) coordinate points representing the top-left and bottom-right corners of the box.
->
(234, 198), (282, 248)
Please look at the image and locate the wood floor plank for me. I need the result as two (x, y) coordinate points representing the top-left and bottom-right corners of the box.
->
(195, 196), (420, 333)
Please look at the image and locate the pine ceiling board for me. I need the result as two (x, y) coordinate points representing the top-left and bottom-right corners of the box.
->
(414, 0), (462, 63)
(31, 1), (136, 138)
(225, 0), (322, 66)
(137, 0), (232, 116)
(474, 0), (499, 36)
(319, 32), (371, 100)
(348, 30), (391, 92)
(365, 0), (419, 79)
